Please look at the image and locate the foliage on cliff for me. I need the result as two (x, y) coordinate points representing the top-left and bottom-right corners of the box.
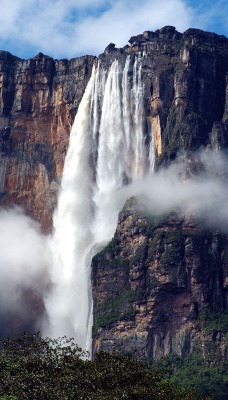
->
(152, 353), (228, 400)
(0, 333), (211, 400)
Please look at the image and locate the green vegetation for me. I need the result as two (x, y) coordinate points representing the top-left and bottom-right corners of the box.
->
(0, 333), (211, 400)
(160, 105), (208, 162)
(93, 288), (143, 333)
(199, 311), (228, 335)
(129, 242), (148, 266)
(152, 353), (228, 400)
(0, 397), (18, 400)
(145, 213), (173, 236)
(147, 227), (184, 270)
(96, 236), (120, 258)
(160, 229), (184, 267)
(147, 230), (165, 257)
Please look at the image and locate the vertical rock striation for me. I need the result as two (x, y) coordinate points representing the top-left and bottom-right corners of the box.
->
(92, 198), (228, 360)
(0, 27), (228, 355)
(0, 51), (95, 337)
(0, 27), (227, 229)
(91, 27), (228, 360)
(0, 51), (95, 230)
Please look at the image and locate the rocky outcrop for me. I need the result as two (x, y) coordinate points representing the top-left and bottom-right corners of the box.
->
(144, 27), (228, 162)
(91, 28), (228, 360)
(0, 27), (228, 354)
(101, 27), (228, 162)
(0, 51), (95, 230)
(0, 52), (95, 337)
(92, 197), (228, 360)
(0, 27), (227, 230)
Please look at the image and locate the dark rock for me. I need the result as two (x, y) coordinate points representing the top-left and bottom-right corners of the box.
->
(104, 43), (116, 54)
(92, 198), (228, 360)
(0, 52), (96, 230)
(0, 26), (228, 354)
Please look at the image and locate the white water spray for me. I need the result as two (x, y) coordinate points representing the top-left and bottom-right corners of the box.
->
(44, 55), (155, 353)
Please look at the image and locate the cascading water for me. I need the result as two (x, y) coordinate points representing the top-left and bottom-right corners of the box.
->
(44, 54), (155, 354)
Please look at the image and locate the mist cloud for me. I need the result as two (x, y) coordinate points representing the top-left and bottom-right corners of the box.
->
(0, 148), (228, 338)
(124, 149), (228, 232)
(0, 207), (50, 334)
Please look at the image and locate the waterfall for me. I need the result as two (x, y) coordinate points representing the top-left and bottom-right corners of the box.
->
(44, 55), (155, 354)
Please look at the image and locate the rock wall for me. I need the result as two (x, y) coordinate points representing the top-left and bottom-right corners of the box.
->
(0, 51), (95, 231)
(0, 51), (95, 337)
(91, 27), (228, 359)
(92, 197), (228, 360)
(0, 27), (228, 354)
(0, 27), (227, 229)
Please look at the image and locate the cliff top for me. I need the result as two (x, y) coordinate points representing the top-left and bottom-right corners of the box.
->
(0, 26), (227, 64)
(103, 25), (228, 57)
(129, 25), (227, 45)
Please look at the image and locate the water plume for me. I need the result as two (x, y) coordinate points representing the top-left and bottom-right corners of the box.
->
(43, 55), (154, 353)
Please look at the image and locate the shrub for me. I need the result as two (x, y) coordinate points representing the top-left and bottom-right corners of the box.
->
(0, 333), (212, 400)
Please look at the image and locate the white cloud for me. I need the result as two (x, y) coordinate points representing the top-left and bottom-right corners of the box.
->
(0, 0), (226, 59)
(0, 150), (228, 337)
(72, 0), (194, 56)
(0, 207), (50, 323)
(0, 0), (194, 58)
(124, 149), (228, 232)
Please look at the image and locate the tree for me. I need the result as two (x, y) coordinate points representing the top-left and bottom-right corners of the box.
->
(0, 333), (212, 400)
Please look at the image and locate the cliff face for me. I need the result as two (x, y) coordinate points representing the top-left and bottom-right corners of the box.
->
(101, 26), (228, 161)
(0, 51), (95, 230)
(0, 52), (95, 337)
(92, 198), (228, 359)
(91, 27), (228, 359)
(0, 27), (227, 229)
(0, 27), (228, 355)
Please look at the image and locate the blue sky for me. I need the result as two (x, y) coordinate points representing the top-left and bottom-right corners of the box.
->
(0, 0), (227, 60)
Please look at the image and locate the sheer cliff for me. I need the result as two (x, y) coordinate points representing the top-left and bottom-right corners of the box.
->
(0, 26), (228, 359)
(92, 197), (228, 359)
(0, 27), (227, 229)
(0, 52), (95, 230)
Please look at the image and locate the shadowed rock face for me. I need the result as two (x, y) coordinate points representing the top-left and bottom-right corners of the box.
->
(0, 27), (227, 229)
(102, 26), (228, 162)
(92, 198), (228, 359)
(0, 27), (228, 352)
(91, 27), (228, 360)
(0, 51), (96, 231)
(0, 51), (95, 337)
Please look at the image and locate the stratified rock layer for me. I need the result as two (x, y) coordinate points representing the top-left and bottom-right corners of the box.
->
(93, 27), (228, 360)
(0, 52), (95, 337)
(0, 27), (228, 230)
(92, 198), (228, 360)
(0, 51), (95, 230)
(0, 27), (228, 354)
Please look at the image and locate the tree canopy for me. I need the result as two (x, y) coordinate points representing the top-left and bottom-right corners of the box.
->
(0, 333), (212, 400)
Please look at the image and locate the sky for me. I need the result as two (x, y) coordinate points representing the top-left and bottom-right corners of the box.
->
(0, 0), (227, 60)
